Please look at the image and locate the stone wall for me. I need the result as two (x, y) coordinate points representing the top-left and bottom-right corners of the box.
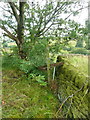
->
(55, 56), (89, 118)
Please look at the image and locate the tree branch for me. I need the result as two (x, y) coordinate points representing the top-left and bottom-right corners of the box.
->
(37, 21), (61, 37)
(0, 18), (17, 34)
(7, 23), (17, 33)
(0, 6), (13, 15)
(46, 3), (66, 28)
(40, 23), (53, 36)
(45, 2), (66, 26)
(36, 1), (72, 37)
(65, 5), (89, 21)
(0, 25), (18, 42)
(37, 4), (89, 37)
(13, 3), (19, 10)
(9, 2), (19, 22)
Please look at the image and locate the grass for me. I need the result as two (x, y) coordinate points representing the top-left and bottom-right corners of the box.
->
(64, 55), (88, 76)
(57, 55), (89, 118)
(2, 68), (59, 118)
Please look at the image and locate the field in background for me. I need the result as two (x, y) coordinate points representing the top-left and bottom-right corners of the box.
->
(62, 54), (88, 75)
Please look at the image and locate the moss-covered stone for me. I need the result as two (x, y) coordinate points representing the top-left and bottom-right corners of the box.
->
(55, 55), (89, 119)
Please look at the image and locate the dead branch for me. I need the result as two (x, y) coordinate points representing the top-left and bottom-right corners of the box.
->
(55, 84), (84, 118)
(38, 62), (64, 70)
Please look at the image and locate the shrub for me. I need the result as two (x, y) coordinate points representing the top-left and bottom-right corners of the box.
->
(10, 45), (18, 53)
(28, 41), (47, 67)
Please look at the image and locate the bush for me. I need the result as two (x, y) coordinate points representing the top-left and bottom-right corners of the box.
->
(10, 46), (18, 55)
(28, 41), (47, 67)
(2, 42), (47, 74)
(70, 47), (88, 55)
(2, 54), (21, 70)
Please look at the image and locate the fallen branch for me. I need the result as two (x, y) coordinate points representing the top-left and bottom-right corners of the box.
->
(38, 62), (64, 70)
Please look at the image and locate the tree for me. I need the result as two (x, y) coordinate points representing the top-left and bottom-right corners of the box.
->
(0, 0), (85, 59)
(0, 1), (26, 59)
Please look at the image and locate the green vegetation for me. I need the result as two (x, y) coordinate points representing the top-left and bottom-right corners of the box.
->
(66, 55), (88, 75)
(70, 47), (89, 55)
(2, 54), (89, 118)
(55, 55), (88, 118)
(0, 0), (89, 119)
(2, 68), (59, 118)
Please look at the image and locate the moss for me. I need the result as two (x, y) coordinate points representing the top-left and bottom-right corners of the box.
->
(56, 55), (88, 118)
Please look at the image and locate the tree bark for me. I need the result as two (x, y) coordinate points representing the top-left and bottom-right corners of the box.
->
(6, 2), (26, 59)
(16, 2), (26, 59)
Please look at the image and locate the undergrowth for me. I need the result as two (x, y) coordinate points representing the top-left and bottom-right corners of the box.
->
(2, 69), (59, 118)
(2, 54), (59, 118)
(2, 54), (89, 118)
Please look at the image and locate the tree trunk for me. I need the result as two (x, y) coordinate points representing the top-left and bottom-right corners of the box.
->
(17, 42), (26, 59)
(17, 2), (26, 59)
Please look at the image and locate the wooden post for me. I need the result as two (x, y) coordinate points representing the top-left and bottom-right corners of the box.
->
(46, 40), (51, 85)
